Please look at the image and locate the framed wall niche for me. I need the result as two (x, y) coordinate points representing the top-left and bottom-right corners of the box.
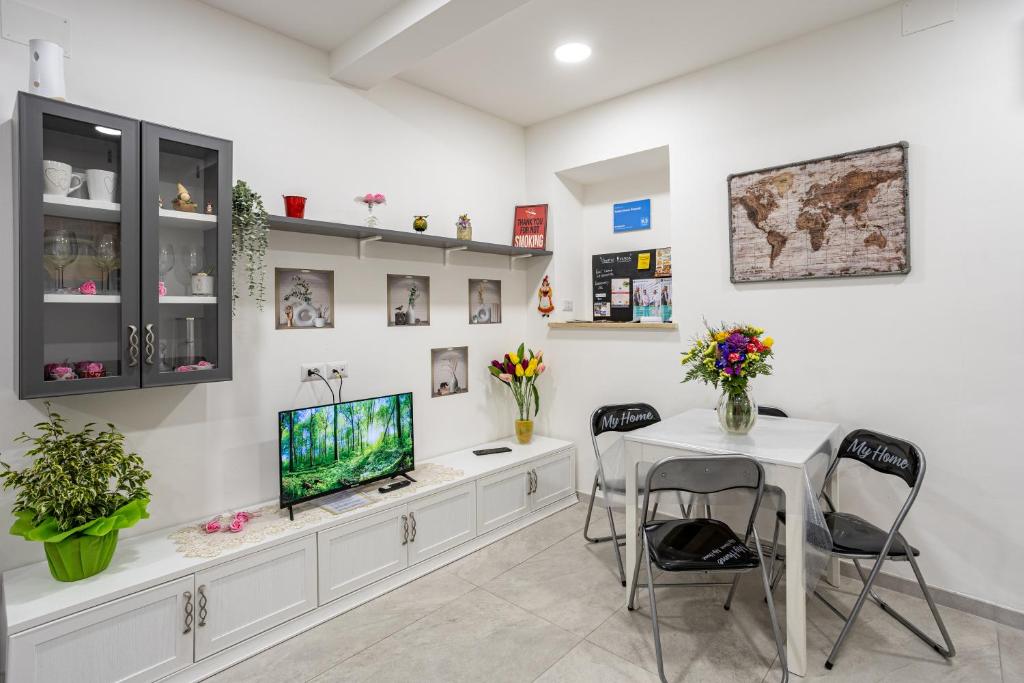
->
(274, 268), (334, 329)
(431, 346), (468, 397)
(468, 278), (502, 324)
(387, 274), (430, 326)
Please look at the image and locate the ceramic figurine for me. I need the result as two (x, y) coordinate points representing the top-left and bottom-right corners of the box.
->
(537, 275), (554, 317)
(205, 201), (214, 214)
(173, 182), (198, 212)
(456, 213), (472, 241)
(413, 215), (428, 232)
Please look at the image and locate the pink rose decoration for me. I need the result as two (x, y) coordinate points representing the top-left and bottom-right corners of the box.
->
(47, 364), (76, 381)
(77, 280), (97, 295)
(75, 361), (105, 378)
(373, 193), (385, 204)
(363, 193), (374, 203)
(196, 360), (213, 368)
(158, 281), (168, 297)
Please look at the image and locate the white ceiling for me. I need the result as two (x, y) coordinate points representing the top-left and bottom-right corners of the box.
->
(201, 0), (405, 51)
(201, 0), (897, 126)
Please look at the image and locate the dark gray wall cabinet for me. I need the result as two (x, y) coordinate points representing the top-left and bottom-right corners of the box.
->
(14, 92), (233, 398)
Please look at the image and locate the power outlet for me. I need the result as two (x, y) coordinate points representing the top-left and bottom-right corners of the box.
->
(326, 361), (349, 379)
(300, 363), (328, 382)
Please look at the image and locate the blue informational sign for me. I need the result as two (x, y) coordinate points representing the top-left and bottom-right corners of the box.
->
(613, 198), (651, 233)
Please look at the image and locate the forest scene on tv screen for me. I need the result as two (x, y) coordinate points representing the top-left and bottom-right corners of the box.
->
(280, 393), (413, 505)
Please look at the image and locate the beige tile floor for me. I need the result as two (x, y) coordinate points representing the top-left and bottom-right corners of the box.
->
(209, 502), (1021, 682)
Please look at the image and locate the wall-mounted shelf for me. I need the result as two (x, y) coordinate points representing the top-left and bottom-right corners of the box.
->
(159, 296), (217, 304)
(548, 321), (678, 330)
(268, 214), (551, 267)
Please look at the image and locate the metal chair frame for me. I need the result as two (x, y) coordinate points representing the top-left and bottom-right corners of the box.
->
(583, 404), (689, 585)
(627, 455), (788, 683)
(768, 429), (955, 669)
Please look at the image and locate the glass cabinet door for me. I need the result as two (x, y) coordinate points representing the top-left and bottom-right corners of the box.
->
(16, 94), (140, 398)
(140, 123), (232, 386)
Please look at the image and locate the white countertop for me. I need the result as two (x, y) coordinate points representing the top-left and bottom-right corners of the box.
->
(624, 409), (841, 467)
(2, 435), (573, 635)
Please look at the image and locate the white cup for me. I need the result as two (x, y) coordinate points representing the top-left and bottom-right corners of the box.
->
(86, 169), (118, 203)
(69, 171), (86, 197)
(42, 160), (81, 196)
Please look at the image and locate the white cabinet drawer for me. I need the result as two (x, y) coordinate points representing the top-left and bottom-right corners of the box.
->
(193, 535), (317, 660)
(318, 506), (409, 605)
(531, 448), (575, 509)
(476, 465), (531, 533)
(7, 575), (195, 683)
(407, 482), (477, 565)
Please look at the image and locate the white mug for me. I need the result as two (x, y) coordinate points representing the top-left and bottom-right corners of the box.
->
(69, 171), (86, 197)
(42, 160), (81, 196)
(86, 169), (118, 203)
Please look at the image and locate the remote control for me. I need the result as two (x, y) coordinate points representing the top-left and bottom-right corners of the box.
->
(473, 447), (512, 456)
(378, 480), (411, 493)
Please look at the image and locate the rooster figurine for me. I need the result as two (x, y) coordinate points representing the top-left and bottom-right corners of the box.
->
(537, 275), (554, 317)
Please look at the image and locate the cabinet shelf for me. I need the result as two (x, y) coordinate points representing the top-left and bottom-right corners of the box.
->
(158, 208), (217, 230)
(159, 295), (217, 304)
(42, 195), (120, 222)
(548, 321), (678, 330)
(268, 215), (552, 260)
(44, 293), (121, 304)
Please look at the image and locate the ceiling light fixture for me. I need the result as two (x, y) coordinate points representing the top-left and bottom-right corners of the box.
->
(554, 42), (591, 64)
(94, 125), (121, 136)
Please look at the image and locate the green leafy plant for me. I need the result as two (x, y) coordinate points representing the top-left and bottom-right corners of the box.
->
(232, 180), (270, 315)
(283, 274), (313, 305)
(0, 405), (151, 532)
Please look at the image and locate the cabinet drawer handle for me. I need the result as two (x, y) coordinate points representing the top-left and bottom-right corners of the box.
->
(527, 470), (536, 495)
(197, 584), (208, 627)
(408, 511), (417, 543)
(183, 590), (193, 634)
(144, 323), (156, 365)
(127, 325), (139, 367)
(401, 514), (409, 545)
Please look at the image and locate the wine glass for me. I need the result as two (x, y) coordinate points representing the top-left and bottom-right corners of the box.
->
(158, 244), (175, 296)
(182, 245), (201, 291)
(92, 233), (119, 292)
(43, 229), (78, 292)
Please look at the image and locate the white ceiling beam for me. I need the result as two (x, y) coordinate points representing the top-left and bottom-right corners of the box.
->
(329, 0), (529, 89)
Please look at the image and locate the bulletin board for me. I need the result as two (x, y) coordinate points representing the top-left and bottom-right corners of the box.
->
(592, 247), (672, 322)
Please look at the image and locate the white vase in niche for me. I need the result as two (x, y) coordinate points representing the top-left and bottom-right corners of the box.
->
(292, 302), (317, 327)
(190, 273), (214, 296)
(29, 40), (66, 100)
(407, 304), (416, 325)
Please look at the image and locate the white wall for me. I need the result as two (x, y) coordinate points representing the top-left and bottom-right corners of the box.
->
(0, 0), (527, 573)
(525, 0), (1024, 613)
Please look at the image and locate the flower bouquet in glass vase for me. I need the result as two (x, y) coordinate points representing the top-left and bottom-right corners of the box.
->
(355, 193), (386, 227)
(680, 323), (774, 435)
(488, 343), (546, 444)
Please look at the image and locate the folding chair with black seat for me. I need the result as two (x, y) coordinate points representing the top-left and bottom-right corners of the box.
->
(583, 403), (690, 585)
(627, 455), (788, 683)
(768, 428), (955, 670)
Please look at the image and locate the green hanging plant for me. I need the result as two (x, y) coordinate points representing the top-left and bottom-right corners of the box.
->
(231, 180), (270, 315)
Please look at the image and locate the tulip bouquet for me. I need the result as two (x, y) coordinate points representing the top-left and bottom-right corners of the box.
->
(488, 343), (546, 443)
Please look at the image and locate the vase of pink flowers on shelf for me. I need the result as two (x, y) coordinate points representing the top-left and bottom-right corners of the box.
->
(355, 193), (386, 228)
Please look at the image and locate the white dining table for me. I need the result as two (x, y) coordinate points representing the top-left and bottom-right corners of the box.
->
(622, 408), (842, 677)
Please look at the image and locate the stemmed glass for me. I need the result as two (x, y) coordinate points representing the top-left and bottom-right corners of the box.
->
(43, 228), (78, 292)
(182, 245), (201, 293)
(92, 233), (119, 292)
(158, 243), (175, 296)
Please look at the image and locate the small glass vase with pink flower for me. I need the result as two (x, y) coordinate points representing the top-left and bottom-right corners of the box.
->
(355, 193), (386, 228)
(679, 322), (775, 435)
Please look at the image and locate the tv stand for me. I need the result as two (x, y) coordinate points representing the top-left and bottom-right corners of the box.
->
(394, 472), (417, 483)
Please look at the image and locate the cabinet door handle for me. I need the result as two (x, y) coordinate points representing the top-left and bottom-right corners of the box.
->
(526, 471), (532, 495)
(408, 511), (417, 542)
(144, 323), (156, 365)
(183, 590), (193, 634)
(532, 469), (539, 495)
(197, 584), (208, 627)
(127, 325), (139, 367)
(528, 470), (536, 495)
(401, 515), (409, 545)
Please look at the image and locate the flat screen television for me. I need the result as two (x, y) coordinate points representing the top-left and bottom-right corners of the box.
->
(278, 392), (414, 511)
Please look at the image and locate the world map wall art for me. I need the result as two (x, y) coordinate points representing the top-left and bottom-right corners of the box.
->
(728, 142), (909, 282)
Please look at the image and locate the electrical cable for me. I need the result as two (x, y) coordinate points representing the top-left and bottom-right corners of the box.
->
(307, 369), (336, 404)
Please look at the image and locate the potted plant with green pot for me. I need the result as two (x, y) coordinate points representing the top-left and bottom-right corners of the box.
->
(0, 405), (152, 582)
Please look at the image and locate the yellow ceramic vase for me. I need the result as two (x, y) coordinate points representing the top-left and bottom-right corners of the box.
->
(515, 419), (534, 444)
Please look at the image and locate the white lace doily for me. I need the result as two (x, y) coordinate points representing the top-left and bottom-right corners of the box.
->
(168, 462), (465, 559)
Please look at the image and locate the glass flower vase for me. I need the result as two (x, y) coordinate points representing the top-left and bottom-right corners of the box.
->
(716, 389), (757, 435)
(366, 203), (378, 228)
